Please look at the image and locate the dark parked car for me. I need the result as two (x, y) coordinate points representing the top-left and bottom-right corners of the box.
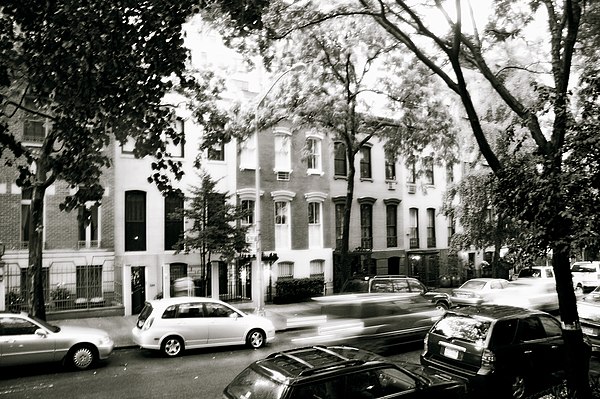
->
(294, 294), (445, 353)
(223, 345), (467, 399)
(420, 305), (571, 399)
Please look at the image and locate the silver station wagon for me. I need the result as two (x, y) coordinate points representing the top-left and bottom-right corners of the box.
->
(131, 297), (276, 357)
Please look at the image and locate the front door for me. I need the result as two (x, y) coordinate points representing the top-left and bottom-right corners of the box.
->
(131, 266), (146, 314)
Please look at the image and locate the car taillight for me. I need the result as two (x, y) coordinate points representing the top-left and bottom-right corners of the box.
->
(481, 348), (496, 369)
(142, 317), (154, 331)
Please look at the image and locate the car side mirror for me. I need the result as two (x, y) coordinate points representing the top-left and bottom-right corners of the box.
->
(35, 329), (47, 338)
(229, 313), (239, 319)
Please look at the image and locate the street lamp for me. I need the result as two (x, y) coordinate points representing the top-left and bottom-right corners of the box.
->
(254, 63), (305, 314)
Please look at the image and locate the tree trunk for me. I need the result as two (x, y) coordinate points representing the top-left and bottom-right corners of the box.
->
(338, 148), (357, 291)
(553, 241), (591, 398)
(28, 184), (47, 321)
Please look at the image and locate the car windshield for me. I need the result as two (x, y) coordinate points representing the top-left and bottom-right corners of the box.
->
(225, 367), (286, 399)
(458, 280), (486, 291)
(431, 314), (491, 344)
(30, 314), (60, 333)
(519, 268), (542, 278)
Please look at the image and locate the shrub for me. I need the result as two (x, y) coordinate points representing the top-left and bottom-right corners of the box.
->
(274, 277), (324, 304)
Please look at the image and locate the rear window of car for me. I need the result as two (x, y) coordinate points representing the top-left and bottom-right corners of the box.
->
(459, 280), (486, 290)
(225, 367), (286, 399)
(136, 303), (154, 328)
(518, 268), (542, 278)
(431, 314), (491, 344)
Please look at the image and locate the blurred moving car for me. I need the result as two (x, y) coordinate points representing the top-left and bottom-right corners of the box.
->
(514, 265), (554, 280)
(420, 305), (571, 399)
(341, 275), (451, 309)
(489, 279), (559, 313)
(571, 261), (600, 294)
(450, 278), (509, 306)
(292, 294), (445, 353)
(577, 286), (600, 353)
(0, 312), (114, 370)
(131, 297), (275, 356)
(223, 345), (467, 399)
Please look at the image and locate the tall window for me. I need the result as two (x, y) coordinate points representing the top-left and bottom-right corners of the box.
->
(207, 141), (225, 161)
(274, 133), (291, 172)
(274, 201), (291, 250)
(385, 155), (396, 180)
(424, 157), (434, 185)
(21, 187), (32, 245)
(166, 118), (185, 158)
(241, 199), (255, 226)
(335, 203), (344, 249)
(78, 204), (100, 248)
(125, 190), (146, 251)
(407, 161), (416, 183)
(446, 163), (454, 184)
(164, 193), (184, 250)
(409, 208), (419, 249)
(427, 208), (436, 247)
(306, 137), (322, 173)
(23, 98), (48, 142)
(76, 265), (103, 299)
(360, 204), (373, 249)
(360, 146), (372, 179)
(308, 202), (323, 248)
(334, 142), (347, 177)
(386, 205), (398, 247)
(447, 216), (456, 246)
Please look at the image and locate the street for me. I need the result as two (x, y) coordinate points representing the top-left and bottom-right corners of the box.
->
(0, 330), (422, 399)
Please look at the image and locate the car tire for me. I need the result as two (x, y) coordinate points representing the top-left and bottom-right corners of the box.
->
(435, 301), (449, 311)
(246, 329), (266, 349)
(575, 285), (584, 295)
(510, 375), (527, 399)
(68, 344), (97, 370)
(161, 336), (184, 357)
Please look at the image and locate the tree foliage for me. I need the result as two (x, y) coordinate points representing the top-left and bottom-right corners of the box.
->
(175, 172), (250, 263)
(0, 0), (267, 320)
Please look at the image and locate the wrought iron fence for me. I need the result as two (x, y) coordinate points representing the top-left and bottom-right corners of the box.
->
(4, 260), (122, 313)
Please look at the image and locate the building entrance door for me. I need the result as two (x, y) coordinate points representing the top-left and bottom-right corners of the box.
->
(131, 266), (146, 314)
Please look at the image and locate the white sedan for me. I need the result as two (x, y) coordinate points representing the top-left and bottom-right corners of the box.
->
(450, 278), (510, 306)
(131, 297), (276, 357)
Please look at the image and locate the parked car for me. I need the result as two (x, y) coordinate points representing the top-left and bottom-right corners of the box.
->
(450, 278), (509, 306)
(571, 261), (600, 294)
(131, 296), (275, 356)
(489, 279), (559, 313)
(223, 345), (467, 399)
(514, 265), (554, 280)
(293, 293), (445, 353)
(577, 286), (600, 353)
(420, 305), (571, 398)
(342, 275), (451, 309)
(0, 312), (114, 370)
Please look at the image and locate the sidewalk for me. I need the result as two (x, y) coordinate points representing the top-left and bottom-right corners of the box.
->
(53, 301), (319, 349)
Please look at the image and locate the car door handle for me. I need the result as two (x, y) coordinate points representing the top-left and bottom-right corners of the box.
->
(524, 350), (532, 354)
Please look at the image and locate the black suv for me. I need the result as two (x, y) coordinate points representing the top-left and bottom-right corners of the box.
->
(224, 345), (466, 399)
(420, 305), (571, 398)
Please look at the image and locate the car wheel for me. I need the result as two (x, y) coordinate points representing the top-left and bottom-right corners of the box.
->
(246, 329), (266, 349)
(575, 285), (584, 295)
(435, 301), (449, 311)
(510, 375), (527, 399)
(161, 336), (184, 357)
(69, 344), (97, 370)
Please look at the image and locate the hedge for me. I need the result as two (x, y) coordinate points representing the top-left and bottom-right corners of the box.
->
(274, 277), (324, 304)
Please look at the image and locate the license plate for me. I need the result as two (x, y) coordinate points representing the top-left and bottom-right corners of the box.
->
(582, 326), (597, 336)
(443, 347), (460, 359)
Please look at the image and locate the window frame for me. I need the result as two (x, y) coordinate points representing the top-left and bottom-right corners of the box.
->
(409, 208), (419, 249)
(125, 190), (147, 252)
(164, 193), (184, 251)
(360, 146), (372, 179)
(334, 142), (347, 177)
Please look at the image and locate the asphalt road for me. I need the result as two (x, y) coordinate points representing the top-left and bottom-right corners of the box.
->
(0, 331), (598, 399)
